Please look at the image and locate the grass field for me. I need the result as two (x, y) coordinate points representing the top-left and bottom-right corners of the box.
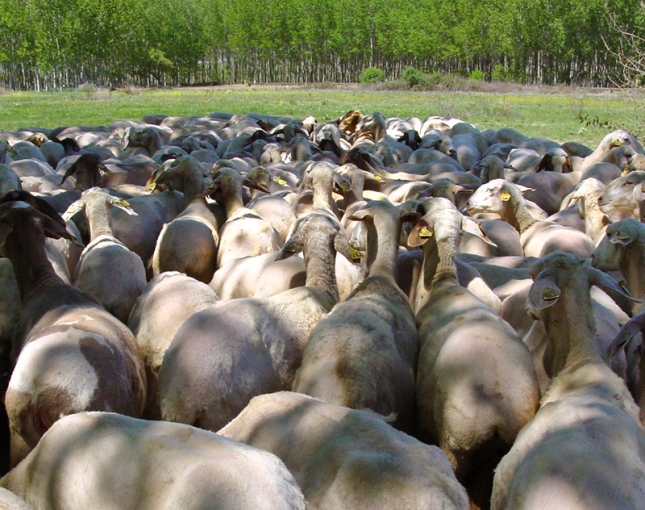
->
(1, 84), (643, 149)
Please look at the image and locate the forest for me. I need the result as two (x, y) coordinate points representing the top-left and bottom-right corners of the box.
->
(0, 0), (643, 91)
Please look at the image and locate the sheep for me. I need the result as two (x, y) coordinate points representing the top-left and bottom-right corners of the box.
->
(245, 165), (297, 241)
(567, 177), (611, 245)
(65, 188), (146, 324)
(0, 411), (306, 510)
(0, 199), (146, 466)
(410, 197), (540, 508)
(473, 155), (514, 183)
(490, 252), (645, 510)
(219, 391), (470, 510)
(597, 170), (645, 221)
(592, 217), (645, 315)
(210, 250), (306, 301)
(451, 133), (481, 171)
(578, 129), (644, 173)
(466, 178), (595, 258)
(537, 146), (573, 173)
(292, 200), (419, 432)
(0, 488), (31, 510)
(208, 166), (283, 269)
(150, 156), (222, 283)
(0, 165), (21, 196)
(158, 212), (353, 432)
(127, 271), (219, 419)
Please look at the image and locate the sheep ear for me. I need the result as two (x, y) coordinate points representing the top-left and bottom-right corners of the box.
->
(333, 172), (352, 193)
(528, 269), (561, 310)
(517, 185), (535, 195)
(347, 208), (372, 222)
(588, 266), (640, 303)
(334, 231), (358, 264)
(607, 313), (645, 362)
(112, 197), (138, 216)
(244, 177), (269, 193)
(60, 160), (78, 185)
(461, 217), (498, 247)
(407, 219), (433, 247)
(63, 199), (84, 221)
(610, 230), (633, 245)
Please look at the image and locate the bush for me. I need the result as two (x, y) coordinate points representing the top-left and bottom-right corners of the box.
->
(470, 69), (485, 81)
(360, 67), (385, 85)
(491, 64), (509, 82)
(402, 66), (426, 88)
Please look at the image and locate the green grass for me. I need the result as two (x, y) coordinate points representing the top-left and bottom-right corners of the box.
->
(1, 84), (643, 148)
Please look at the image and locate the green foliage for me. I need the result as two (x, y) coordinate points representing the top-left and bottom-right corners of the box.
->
(0, 0), (640, 89)
(402, 67), (426, 88)
(491, 65), (510, 82)
(470, 70), (485, 81)
(360, 67), (386, 85)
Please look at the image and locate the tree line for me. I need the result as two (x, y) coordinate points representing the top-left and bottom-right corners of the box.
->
(0, 0), (642, 91)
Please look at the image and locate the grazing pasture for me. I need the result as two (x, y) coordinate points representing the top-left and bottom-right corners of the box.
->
(0, 85), (642, 147)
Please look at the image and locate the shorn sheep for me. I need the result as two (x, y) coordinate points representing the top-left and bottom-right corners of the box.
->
(491, 252), (645, 510)
(219, 391), (470, 510)
(411, 197), (539, 509)
(0, 197), (146, 466)
(158, 212), (353, 432)
(293, 199), (419, 432)
(0, 411), (306, 510)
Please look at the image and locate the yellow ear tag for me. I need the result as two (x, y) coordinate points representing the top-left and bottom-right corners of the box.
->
(419, 226), (433, 238)
(276, 177), (287, 186)
(500, 191), (511, 202)
(542, 287), (560, 300)
(617, 231), (631, 240)
(622, 169), (629, 176)
(146, 182), (158, 192)
(611, 139), (623, 148)
(340, 181), (351, 192)
(374, 175), (384, 182)
(119, 199), (130, 207)
(349, 244), (364, 259)
(641, 184), (645, 193)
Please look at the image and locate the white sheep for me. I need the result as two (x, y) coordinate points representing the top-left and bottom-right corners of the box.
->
(158, 212), (353, 432)
(208, 165), (283, 268)
(0, 411), (306, 510)
(0, 200), (146, 466)
(127, 271), (219, 419)
(219, 391), (470, 510)
(66, 187), (147, 324)
(466, 178), (595, 258)
(293, 200), (419, 432)
(150, 156), (222, 283)
(491, 252), (645, 510)
(592, 217), (645, 315)
(410, 197), (540, 508)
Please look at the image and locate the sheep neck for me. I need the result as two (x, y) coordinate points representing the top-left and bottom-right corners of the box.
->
(422, 234), (459, 291)
(503, 190), (537, 233)
(363, 215), (400, 280)
(540, 283), (603, 378)
(312, 177), (335, 213)
(4, 219), (65, 303)
(180, 171), (205, 209)
(220, 185), (246, 218)
(85, 201), (114, 240)
(620, 241), (645, 303)
(302, 239), (339, 302)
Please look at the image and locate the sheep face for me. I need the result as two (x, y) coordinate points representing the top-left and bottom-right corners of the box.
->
(466, 179), (509, 215)
(591, 217), (643, 271)
(598, 171), (645, 215)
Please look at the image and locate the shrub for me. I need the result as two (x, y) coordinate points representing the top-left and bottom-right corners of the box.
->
(470, 69), (485, 81)
(402, 66), (426, 88)
(360, 67), (385, 85)
(491, 64), (509, 82)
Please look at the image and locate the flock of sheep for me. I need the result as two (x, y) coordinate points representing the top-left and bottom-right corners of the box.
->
(0, 107), (645, 509)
